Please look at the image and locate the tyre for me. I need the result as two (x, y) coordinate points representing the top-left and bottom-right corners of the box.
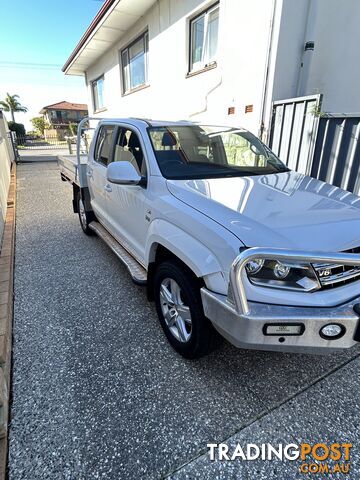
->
(77, 192), (95, 235)
(154, 260), (219, 359)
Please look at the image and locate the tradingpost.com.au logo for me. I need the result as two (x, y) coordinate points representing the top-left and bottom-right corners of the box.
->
(207, 442), (352, 475)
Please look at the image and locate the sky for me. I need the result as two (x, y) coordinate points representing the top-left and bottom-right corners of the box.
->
(0, 0), (104, 130)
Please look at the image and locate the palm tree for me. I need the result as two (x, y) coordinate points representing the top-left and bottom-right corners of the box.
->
(0, 93), (28, 122)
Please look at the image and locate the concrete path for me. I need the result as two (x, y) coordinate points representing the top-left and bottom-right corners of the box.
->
(19, 148), (69, 162)
(8, 162), (360, 479)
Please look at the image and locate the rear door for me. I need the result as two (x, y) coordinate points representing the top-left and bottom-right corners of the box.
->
(87, 124), (116, 226)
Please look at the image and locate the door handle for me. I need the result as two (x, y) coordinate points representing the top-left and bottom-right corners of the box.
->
(104, 184), (112, 192)
(86, 168), (93, 177)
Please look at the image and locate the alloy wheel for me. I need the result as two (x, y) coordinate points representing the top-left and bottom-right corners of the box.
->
(159, 277), (192, 343)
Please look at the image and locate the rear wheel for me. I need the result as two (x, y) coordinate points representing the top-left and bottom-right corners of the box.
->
(77, 192), (94, 235)
(154, 260), (219, 359)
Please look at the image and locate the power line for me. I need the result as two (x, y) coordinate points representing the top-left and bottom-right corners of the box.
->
(0, 61), (62, 66)
(0, 61), (63, 70)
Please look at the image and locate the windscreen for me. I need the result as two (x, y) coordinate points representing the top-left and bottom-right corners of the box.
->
(148, 125), (289, 179)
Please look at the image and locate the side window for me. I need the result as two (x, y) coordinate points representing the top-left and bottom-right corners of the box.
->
(121, 32), (148, 94)
(92, 76), (105, 112)
(189, 3), (219, 72)
(94, 125), (115, 166)
(113, 128), (146, 176)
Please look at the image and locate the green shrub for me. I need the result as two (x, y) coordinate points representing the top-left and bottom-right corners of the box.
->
(8, 121), (25, 137)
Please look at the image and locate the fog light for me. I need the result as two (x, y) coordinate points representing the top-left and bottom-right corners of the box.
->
(320, 324), (345, 340)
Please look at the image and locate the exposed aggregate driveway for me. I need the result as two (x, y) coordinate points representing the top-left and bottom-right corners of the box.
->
(8, 162), (360, 479)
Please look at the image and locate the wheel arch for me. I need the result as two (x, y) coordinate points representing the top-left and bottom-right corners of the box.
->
(145, 220), (226, 300)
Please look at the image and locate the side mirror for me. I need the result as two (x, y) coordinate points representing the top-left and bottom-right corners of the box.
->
(107, 161), (142, 185)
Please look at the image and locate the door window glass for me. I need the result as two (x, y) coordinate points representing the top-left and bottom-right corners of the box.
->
(94, 125), (115, 166)
(113, 128), (146, 176)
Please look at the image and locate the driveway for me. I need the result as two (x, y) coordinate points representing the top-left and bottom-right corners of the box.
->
(18, 148), (69, 162)
(8, 162), (360, 479)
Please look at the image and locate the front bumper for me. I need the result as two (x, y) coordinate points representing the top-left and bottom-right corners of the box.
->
(201, 288), (360, 353)
(201, 247), (360, 354)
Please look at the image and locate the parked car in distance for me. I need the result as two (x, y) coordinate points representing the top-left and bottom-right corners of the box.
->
(58, 117), (360, 358)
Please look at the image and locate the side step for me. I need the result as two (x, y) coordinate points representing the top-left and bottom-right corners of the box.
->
(89, 221), (147, 285)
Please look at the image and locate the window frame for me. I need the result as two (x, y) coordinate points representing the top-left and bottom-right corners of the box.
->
(91, 75), (105, 113)
(188, 2), (220, 74)
(120, 31), (149, 95)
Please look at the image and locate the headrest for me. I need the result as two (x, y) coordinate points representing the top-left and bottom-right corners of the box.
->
(162, 131), (177, 147)
(119, 134), (128, 148)
(128, 132), (140, 149)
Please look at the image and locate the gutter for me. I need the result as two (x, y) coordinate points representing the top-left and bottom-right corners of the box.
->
(62, 0), (117, 73)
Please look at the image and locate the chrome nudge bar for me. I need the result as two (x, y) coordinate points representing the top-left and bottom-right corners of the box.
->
(230, 248), (360, 315)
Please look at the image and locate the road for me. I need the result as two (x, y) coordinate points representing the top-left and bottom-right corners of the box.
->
(8, 161), (360, 479)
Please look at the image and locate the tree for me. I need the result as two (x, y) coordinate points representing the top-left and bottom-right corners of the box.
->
(31, 116), (47, 135)
(68, 122), (77, 136)
(0, 93), (28, 122)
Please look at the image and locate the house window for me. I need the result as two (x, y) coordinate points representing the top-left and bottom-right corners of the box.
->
(92, 76), (105, 112)
(121, 32), (148, 93)
(190, 3), (219, 72)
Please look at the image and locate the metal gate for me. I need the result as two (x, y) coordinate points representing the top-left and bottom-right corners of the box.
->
(269, 94), (322, 174)
(311, 115), (360, 196)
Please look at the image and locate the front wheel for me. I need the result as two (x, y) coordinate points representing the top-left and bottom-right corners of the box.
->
(154, 260), (219, 359)
(77, 192), (94, 235)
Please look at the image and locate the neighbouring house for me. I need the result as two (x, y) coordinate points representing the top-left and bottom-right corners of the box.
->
(62, 0), (360, 194)
(40, 101), (88, 140)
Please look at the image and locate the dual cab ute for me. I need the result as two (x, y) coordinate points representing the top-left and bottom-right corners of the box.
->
(58, 117), (360, 358)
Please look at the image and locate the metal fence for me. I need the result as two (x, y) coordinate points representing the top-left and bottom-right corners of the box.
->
(269, 95), (322, 175)
(6, 131), (19, 162)
(311, 115), (360, 196)
(13, 128), (95, 156)
(269, 96), (360, 196)
(15, 134), (73, 150)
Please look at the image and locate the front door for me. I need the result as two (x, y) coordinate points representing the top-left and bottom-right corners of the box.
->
(87, 124), (116, 227)
(106, 126), (149, 264)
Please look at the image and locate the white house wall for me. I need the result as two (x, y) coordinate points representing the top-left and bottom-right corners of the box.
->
(85, 0), (275, 134)
(271, 0), (309, 102)
(272, 0), (360, 114)
(304, 0), (360, 113)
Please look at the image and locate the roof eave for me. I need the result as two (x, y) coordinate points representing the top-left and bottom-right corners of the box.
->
(62, 0), (117, 74)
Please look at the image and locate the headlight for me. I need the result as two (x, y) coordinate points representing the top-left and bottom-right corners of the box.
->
(273, 262), (290, 279)
(245, 259), (320, 292)
(245, 258), (264, 275)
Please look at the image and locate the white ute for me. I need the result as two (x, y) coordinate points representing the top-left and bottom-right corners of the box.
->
(58, 117), (360, 358)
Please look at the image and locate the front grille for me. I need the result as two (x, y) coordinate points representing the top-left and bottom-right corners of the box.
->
(313, 246), (360, 290)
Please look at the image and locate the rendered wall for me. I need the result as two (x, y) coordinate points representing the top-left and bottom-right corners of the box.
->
(272, 0), (360, 113)
(85, 0), (274, 134)
(0, 112), (14, 242)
